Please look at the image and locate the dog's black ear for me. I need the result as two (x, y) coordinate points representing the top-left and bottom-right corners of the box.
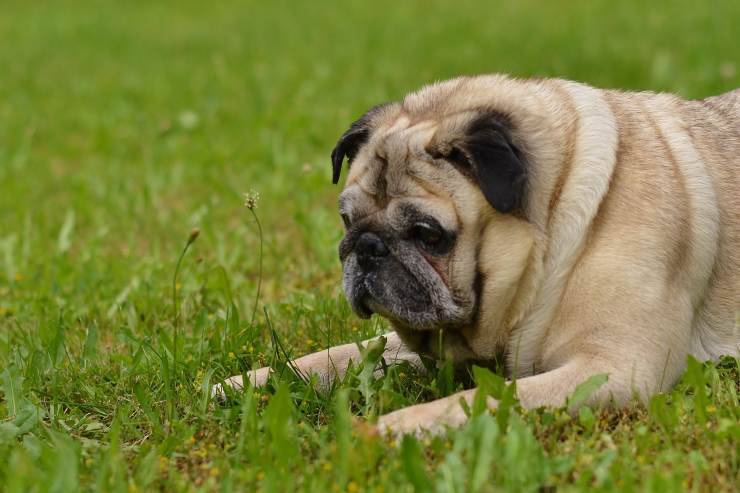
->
(330, 104), (387, 184)
(443, 113), (527, 213)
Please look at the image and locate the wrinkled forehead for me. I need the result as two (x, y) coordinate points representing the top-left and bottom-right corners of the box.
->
(338, 115), (459, 229)
(344, 115), (439, 198)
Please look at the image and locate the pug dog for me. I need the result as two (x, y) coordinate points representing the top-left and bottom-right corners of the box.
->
(215, 75), (739, 436)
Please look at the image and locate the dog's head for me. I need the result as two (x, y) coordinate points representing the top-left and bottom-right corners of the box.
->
(332, 77), (537, 359)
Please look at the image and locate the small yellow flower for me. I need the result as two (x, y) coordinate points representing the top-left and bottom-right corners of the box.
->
(228, 352), (236, 359)
(706, 404), (717, 413)
(347, 481), (359, 492)
(158, 455), (169, 473)
(14, 273), (23, 281)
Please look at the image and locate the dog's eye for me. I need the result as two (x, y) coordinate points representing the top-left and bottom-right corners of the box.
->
(341, 213), (351, 228)
(411, 222), (442, 246)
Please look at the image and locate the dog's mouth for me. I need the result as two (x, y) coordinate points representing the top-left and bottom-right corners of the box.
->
(356, 274), (445, 330)
(343, 247), (470, 331)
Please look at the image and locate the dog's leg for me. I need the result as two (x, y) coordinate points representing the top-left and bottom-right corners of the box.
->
(376, 353), (669, 436)
(212, 331), (421, 398)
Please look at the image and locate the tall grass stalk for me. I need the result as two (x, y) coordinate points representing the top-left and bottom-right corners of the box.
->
(170, 227), (199, 421)
(244, 191), (263, 328)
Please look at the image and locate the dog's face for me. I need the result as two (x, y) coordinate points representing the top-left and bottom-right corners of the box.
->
(332, 79), (533, 357)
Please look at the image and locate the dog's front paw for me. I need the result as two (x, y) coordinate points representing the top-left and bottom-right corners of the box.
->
(376, 399), (469, 438)
(211, 367), (272, 400)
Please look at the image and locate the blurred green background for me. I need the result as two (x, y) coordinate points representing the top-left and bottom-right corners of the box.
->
(2, 0), (738, 305)
(0, 1), (738, 491)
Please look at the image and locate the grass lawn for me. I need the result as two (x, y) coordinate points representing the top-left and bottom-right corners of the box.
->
(1, 0), (738, 491)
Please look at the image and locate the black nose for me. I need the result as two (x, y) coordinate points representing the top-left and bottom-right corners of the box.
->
(355, 232), (389, 269)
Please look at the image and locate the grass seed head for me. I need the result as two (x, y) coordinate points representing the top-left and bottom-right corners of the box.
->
(243, 190), (260, 210)
(188, 228), (200, 245)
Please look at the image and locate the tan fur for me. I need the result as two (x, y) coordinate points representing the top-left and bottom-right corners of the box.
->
(216, 76), (739, 436)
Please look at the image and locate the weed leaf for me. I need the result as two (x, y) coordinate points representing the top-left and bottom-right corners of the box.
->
(400, 435), (434, 492)
(567, 373), (608, 411)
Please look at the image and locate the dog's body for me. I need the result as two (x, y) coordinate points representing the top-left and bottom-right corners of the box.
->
(217, 75), (739, 435)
